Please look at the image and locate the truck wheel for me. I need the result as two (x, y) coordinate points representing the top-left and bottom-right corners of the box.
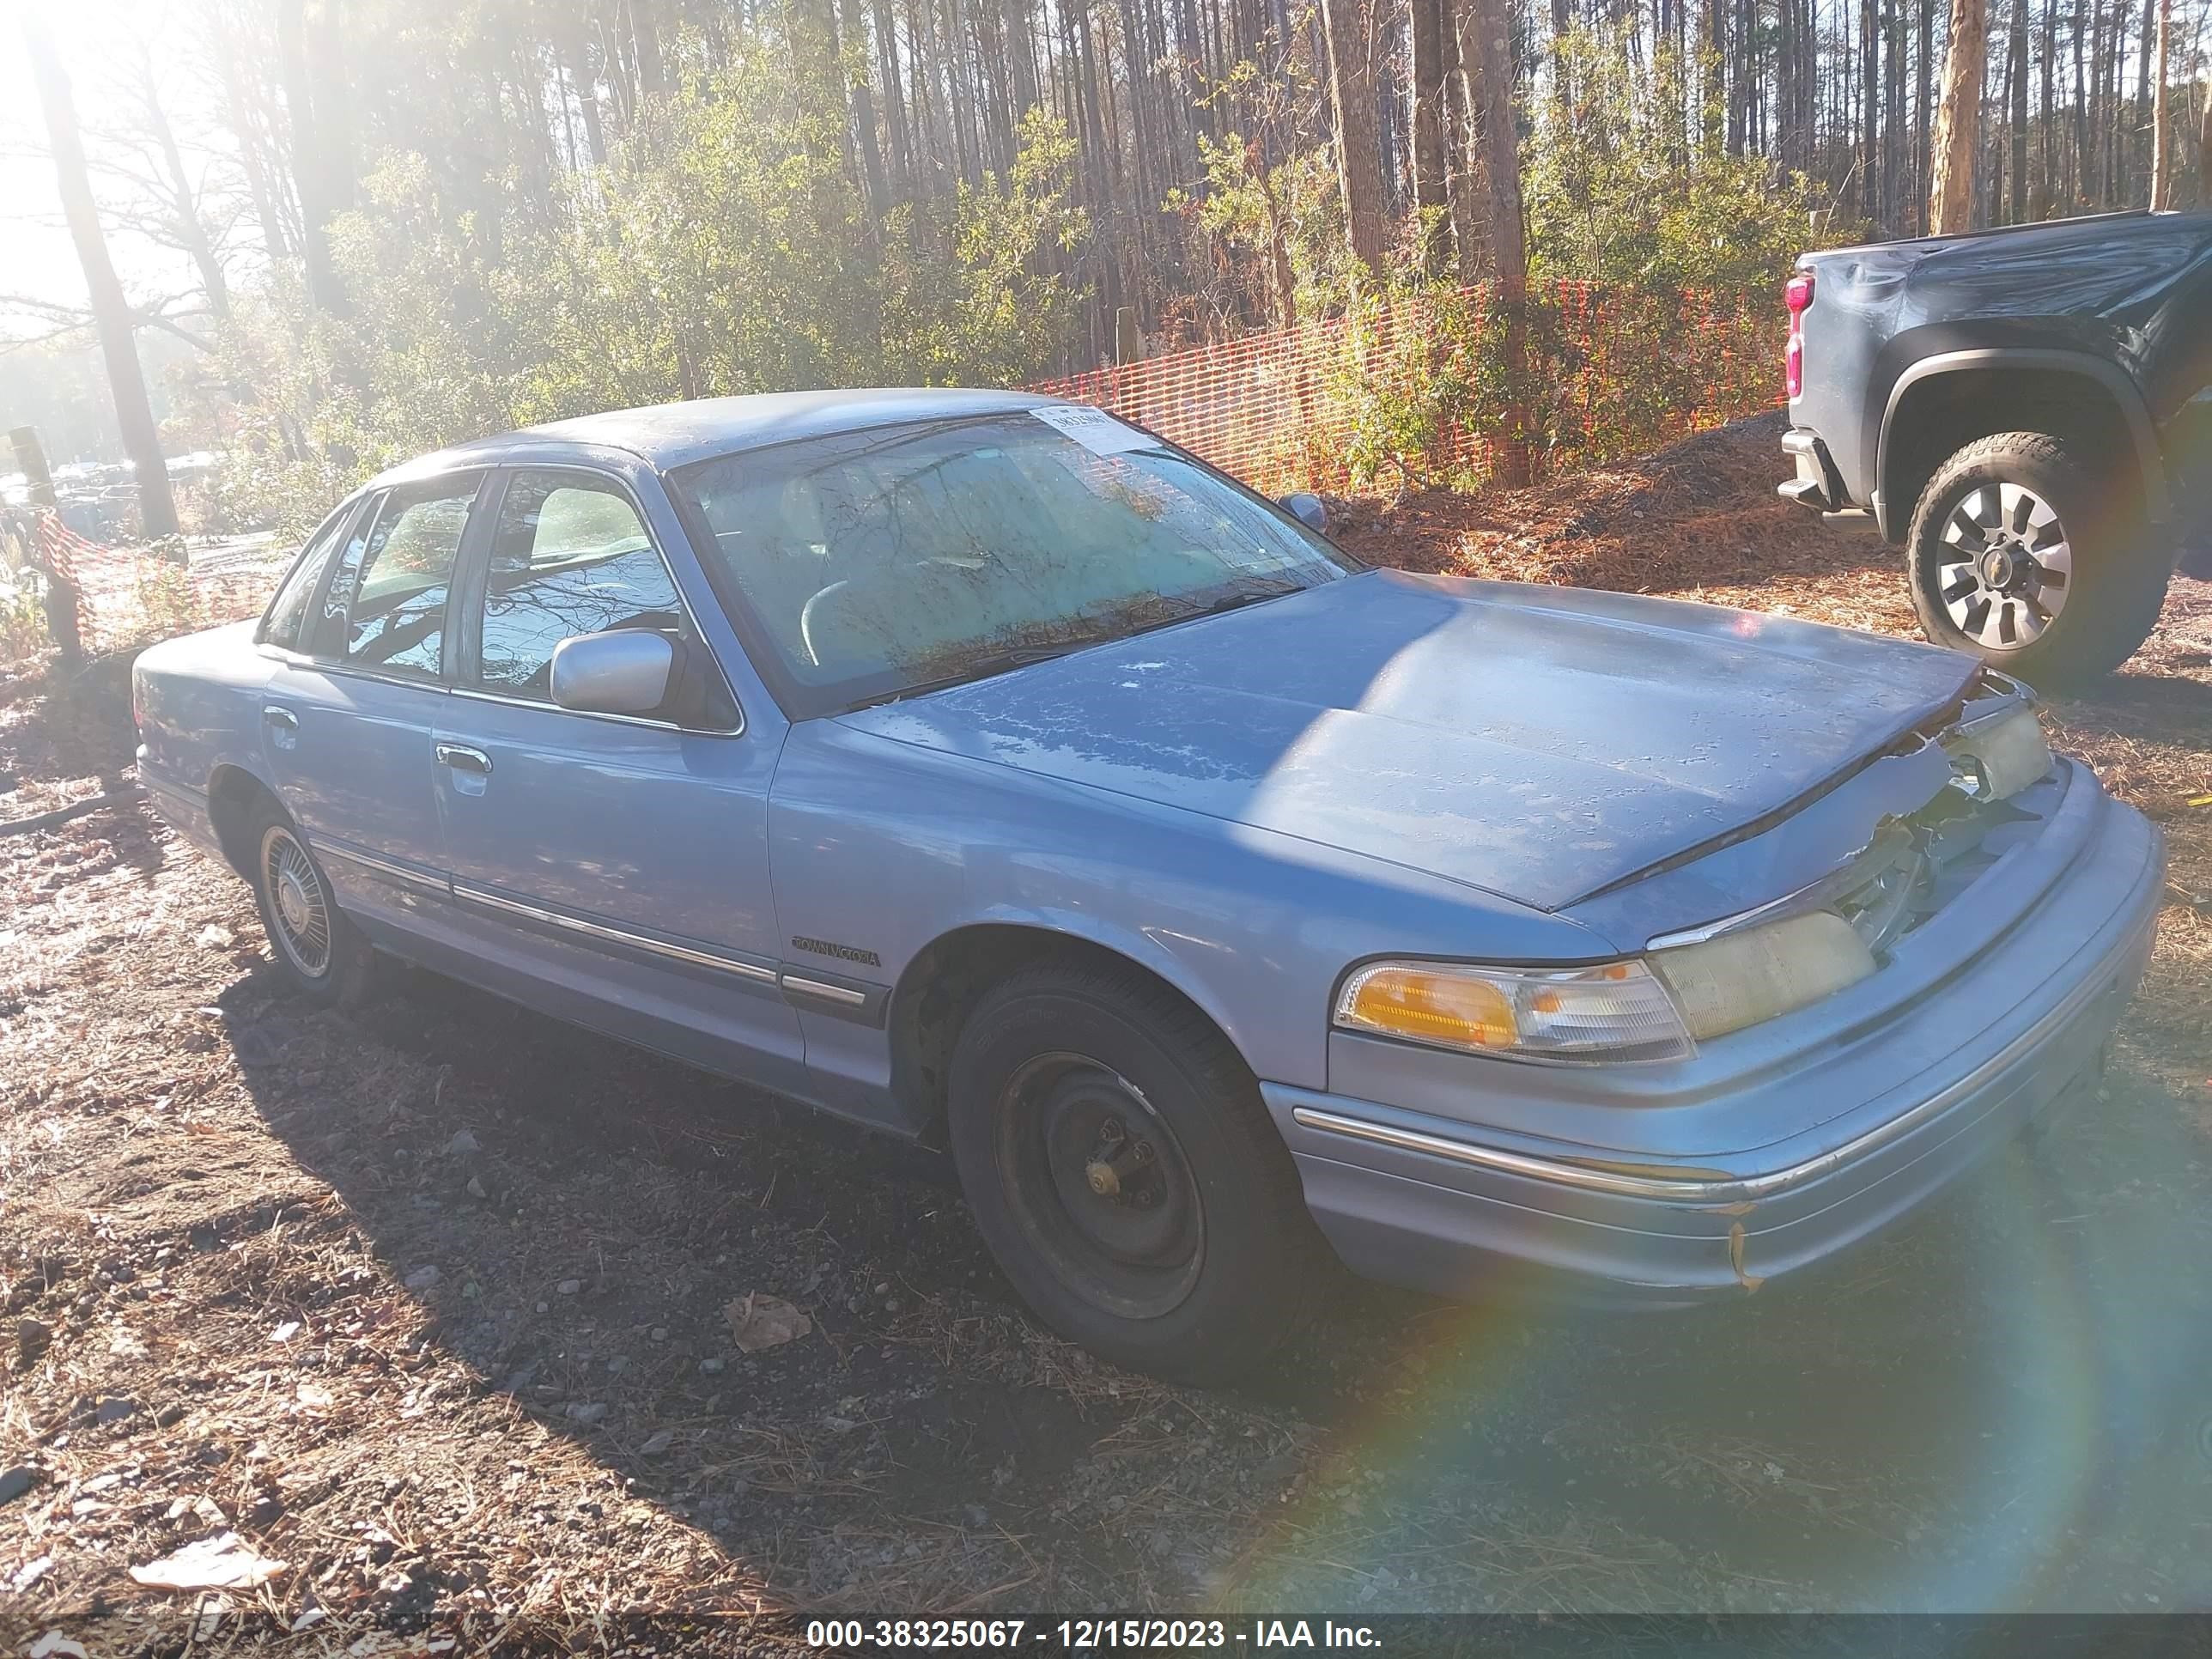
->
(1907, 432), (2169, 687)
(945, 961), (1329, 1384)
(246, 797), (379, 1007)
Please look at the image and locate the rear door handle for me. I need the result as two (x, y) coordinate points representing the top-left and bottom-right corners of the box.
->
(434, 743), (493, 775)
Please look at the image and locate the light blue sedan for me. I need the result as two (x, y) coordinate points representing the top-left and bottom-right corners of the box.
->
(133, 390), (2164, 1381)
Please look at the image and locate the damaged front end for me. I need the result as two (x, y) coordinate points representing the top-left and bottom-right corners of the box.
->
(1275, 661), (2162, 1306)
(1541, 666), (2068, 1054)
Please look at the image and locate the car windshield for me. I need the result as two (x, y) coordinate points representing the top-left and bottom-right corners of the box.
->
(670, 411), (1356, 713)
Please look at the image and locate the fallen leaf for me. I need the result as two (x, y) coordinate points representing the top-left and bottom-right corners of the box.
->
(271, 1321), (300, 1343)
(29, 1633), (88, 1659)
(129, 1532), (287, 1592)
(724, 1292), (811, 1353)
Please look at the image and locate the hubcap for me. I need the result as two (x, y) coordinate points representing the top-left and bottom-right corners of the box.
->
(1937, 483), (2071, 650)
(996, 1053), (1205, 1319)
(262, 827), (332, 978)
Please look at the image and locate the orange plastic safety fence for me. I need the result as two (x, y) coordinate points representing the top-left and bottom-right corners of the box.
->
(1030, 280), (1779, 496)
(32, 510), (283, 658)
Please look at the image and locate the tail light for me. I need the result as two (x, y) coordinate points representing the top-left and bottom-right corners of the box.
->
(1785, 272), (1814, 400)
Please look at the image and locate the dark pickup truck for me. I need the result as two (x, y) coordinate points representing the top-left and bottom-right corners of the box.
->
(1781, 208), (2212, 684)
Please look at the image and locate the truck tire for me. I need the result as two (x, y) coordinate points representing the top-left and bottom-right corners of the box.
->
(1906, 431), (2170, 688)
(945, 960), (1330, 1384)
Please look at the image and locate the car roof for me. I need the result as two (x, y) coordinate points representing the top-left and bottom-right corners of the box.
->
(366, 387), (1065, 487)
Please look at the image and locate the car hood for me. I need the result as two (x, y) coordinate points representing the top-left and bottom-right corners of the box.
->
(835, 570), (1978, 910)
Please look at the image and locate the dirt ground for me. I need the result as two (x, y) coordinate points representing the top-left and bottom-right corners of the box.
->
(4, 411), (2210, 1653)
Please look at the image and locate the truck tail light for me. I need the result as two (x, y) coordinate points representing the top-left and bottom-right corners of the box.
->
(1785, 272), (1814, 401)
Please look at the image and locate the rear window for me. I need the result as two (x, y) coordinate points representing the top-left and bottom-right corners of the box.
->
(316, 476), (482, 678)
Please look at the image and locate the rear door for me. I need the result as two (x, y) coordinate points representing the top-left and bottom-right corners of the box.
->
(430, 464), (805, 1092)
(263, 472), (486, 922)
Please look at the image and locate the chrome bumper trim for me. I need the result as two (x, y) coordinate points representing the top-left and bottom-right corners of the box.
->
(1293, 930), (2137, 1205)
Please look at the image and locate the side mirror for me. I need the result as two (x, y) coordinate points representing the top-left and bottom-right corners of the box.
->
(550, 629), (675, 716)
(1280, 492), (1328, 533)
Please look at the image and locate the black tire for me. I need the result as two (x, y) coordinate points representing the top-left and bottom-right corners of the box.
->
(946, 961), (1330, 1384)
(244, 795), (379, 1007)
(1906, 431), (2171, 688)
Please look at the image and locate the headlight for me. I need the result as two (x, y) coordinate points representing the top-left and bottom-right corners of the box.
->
(1334, 959), (1694, 1063)
(1943, 700), (2051, 801)
(1649, 910), (1875, 1041)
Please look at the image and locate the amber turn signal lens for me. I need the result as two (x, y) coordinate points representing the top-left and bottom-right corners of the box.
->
(1340, 966), (1519, 1050)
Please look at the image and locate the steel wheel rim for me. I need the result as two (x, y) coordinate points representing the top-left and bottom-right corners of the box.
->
(262, 826), (333, 979)
(994, 1051), (1206, 1320)
(1936, 482), (2071, 651)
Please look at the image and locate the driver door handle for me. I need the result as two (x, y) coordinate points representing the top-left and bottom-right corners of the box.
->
(434, 743), (493, 776)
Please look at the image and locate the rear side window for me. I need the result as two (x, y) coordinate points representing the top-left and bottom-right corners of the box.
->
(477, 471), (685, 697)
(258, 503), (354, 650)
(319, 477), (480, 678)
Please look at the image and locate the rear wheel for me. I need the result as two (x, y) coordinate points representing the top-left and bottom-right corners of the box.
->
(1906, 431), (2170, 687)
(246, 798), (378, 1006)
(946, 961), (1329, 1384)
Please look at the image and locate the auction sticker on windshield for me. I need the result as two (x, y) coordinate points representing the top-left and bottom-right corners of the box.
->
(1029, 404), (1153, 455)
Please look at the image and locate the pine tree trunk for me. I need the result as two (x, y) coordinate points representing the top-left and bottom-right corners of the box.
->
(1458, 0), (1529, 486)
(1917, 0), (1936, 229)
(1861, 0), (1880, 224)
(21, 14), (179, 542)
(1929, 0), (1988, 230)
(1411, 0), (1450, 273)
(2201, 67), (2212, 204)
(276, 0), (344, 313)
(2008, 0), (2029, 218)
(2037, 0), (2054, 211)
(2148, 0), (2172, 205)
(1320, 0), (1387, 275)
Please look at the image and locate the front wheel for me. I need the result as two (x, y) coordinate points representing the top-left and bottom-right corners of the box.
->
(946, 962), (1330, 1384)
(1906, 431), (2170, 687)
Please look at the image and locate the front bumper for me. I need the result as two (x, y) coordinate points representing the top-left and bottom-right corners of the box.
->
(1266, 787), (2164, 1306)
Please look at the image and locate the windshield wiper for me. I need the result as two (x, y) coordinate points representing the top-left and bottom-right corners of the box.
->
(844, 644), (1085, 710)
(1123, 579), (1307, 637)
(841, 582), (1308, 713)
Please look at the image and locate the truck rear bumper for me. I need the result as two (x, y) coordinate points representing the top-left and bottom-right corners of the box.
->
(1778, 426), (1848, 514)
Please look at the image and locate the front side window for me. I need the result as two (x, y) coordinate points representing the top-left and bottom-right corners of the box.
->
(322, 477), (478, 678)
(670, 412), (1353, 715)
(258, 501), (356, 650)
(477, 471), (688, 699)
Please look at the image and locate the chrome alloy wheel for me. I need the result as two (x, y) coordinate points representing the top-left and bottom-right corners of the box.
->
(261, 823), (333, 978)
(1937, 483), (2071, 650)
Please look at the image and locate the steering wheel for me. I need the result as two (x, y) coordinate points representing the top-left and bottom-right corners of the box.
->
(799, 580), (853, 668)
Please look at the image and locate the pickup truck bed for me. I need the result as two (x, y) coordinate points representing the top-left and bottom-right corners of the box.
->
(1782, 208), (2212, 684)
